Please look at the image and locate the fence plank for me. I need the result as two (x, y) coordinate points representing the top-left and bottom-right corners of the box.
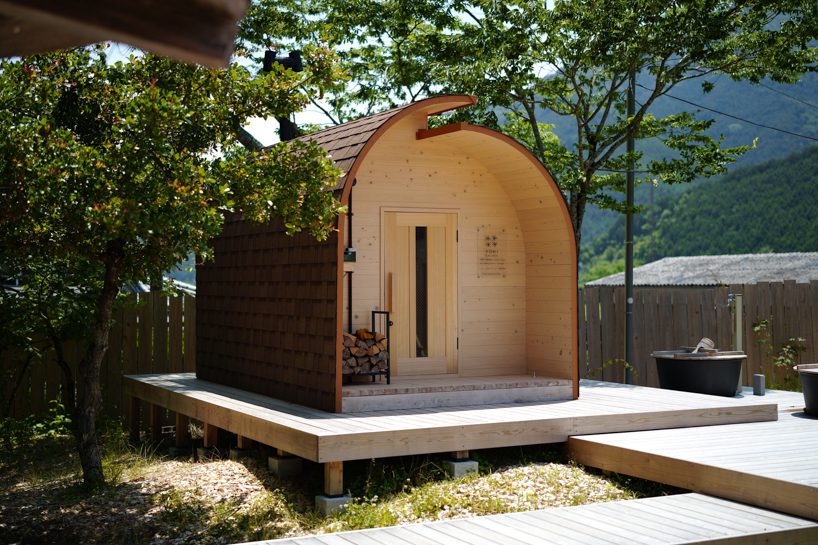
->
(577, 288), (586, 375)
(794, 283), (813, 365)
(611, 287), (626, 383)
(13, 358), (31, 418)
(122, 297), (138, 376)
(169, 295), (183, 373)
(597, 287), (615, 381)
(137, 293), (153, 374)
(807, 280), (818, 363)
(641, 289), (658, 387)
(744, 283), (762, 383)
(105, 305), (124, 415)
(715, 286), (732, 351)
(631, 289), (648, 386)
(29, 355), (46, 415)
(183, 294), (196, 372)
(152, 293), (169, 373)
(44, 343), (61, 411)
(585, 287), (600, 378)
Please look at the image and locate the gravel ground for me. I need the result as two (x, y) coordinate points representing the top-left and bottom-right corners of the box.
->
(0, 437), (667, 545)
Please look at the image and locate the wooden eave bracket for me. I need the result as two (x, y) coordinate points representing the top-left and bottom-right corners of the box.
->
(416, 122), (469, 141)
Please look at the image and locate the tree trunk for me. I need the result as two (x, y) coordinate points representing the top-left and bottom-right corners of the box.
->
(73, 245), (121, 489)
(569, 190), (586, 260)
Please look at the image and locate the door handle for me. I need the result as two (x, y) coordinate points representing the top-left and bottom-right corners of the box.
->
(386, 272), (393, 312)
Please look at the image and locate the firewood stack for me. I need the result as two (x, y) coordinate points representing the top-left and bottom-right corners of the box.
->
(342, 328), (389, 375)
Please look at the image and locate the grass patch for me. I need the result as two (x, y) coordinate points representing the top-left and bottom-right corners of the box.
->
(0, 421), (679, 544)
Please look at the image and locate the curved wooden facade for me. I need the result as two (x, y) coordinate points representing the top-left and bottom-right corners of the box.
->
(197, 95), (577, 412)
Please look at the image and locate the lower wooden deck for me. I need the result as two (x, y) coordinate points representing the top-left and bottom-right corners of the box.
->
(242, 494), (818, 545)
(125, 373), (777, 464)
(569, 405), (818, 521)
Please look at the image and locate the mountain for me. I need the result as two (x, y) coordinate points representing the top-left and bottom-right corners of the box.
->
(565, 72), (818, 277)
(640, 144), (818, 258)
(546, 72), (818, 245)
(581, 144), (818, 283)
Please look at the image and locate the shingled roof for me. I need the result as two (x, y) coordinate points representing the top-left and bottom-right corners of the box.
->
(587, 253), (818, 287)
(279, 95), (477, 193)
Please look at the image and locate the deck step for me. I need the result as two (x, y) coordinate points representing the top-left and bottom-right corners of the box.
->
(237, 493), (818, 545)
(569, 411), (818, 521)
(341, 377), (573, 412)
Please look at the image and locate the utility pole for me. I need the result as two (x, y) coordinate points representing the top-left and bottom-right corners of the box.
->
(625, 68), (636, 385)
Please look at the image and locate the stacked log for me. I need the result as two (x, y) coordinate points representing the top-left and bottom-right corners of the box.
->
(342, 328), (389, 375)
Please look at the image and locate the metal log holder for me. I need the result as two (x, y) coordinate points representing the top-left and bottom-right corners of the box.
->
(369, 310), (391, 385)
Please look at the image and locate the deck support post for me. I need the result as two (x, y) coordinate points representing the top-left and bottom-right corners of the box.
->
(268, 448), (303, 478)
(195, 422), (220, 460)
(128, 396), (141, 444)
(175, 413), (191, 447)
(445, 451), (478, 478)
(324, 461), (344, 496)
(150, 404), (163, 444)
(203, 423), (219, 448)
(230, 435), (254, 460)
(315, 461), (351, 515)
(167, 412), (192, 457)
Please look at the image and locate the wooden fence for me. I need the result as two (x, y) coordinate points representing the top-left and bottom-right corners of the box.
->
(1, 292), (195, 419)
(579, 280), (818, 389)
(5, 281), (817, 420)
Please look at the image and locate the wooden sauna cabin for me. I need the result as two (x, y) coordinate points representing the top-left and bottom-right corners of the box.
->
(196, 95), (578, 413)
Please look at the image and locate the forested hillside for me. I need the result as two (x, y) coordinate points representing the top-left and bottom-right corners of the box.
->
(581, 144), (818, 283)
(641, 144), (818, 258)
(573, 72), (818, 243)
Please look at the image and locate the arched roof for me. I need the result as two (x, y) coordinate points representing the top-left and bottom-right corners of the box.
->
(297, 95), (477, 193)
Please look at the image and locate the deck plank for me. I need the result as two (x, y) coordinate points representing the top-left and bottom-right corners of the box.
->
(240, 494), (818, 545)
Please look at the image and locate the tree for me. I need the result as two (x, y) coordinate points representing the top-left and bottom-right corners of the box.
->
(250, 0), (818, 254)
(0, 47), (343, 487)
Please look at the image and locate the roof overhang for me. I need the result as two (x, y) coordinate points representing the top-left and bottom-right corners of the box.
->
(0, 0), (248, 67)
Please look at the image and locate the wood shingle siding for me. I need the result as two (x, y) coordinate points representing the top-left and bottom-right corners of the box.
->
(197, 215), (340, 412)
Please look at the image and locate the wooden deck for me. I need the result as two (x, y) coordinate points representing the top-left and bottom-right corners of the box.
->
(239, 493), (818, 545)
(569, 406), (818, 520)
(125, 373), (777, 467)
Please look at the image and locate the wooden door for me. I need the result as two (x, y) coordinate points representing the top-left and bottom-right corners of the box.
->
(384, 211), (457, 375)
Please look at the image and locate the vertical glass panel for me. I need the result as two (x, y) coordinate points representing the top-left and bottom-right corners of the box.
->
(415, 226), (428, 357)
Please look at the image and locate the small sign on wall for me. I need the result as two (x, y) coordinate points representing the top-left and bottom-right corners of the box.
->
(477, 225), (506, 278)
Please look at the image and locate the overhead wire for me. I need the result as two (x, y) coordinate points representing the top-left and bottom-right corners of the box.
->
(635, 82), (818, 142)
(755, 81), (818, 112)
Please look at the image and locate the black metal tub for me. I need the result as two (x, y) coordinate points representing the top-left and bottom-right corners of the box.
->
(652, 350), (746, 397)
